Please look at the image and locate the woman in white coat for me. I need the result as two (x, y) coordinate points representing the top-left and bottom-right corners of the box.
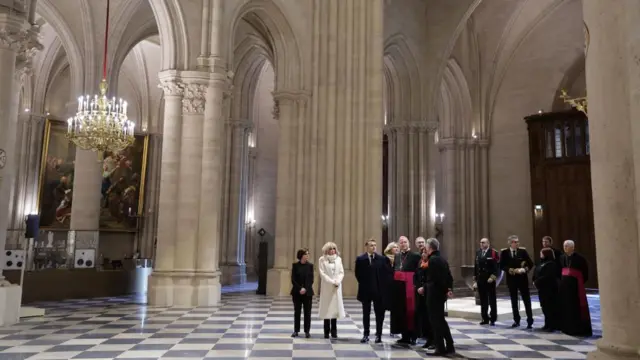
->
(318, 242), (346, 339)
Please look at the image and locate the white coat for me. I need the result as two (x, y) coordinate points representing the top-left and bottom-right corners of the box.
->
(317, 255), (346, 319)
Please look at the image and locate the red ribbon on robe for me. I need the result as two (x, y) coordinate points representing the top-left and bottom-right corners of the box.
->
(393, 271), (416, 331)
(562, 267), (589, 321)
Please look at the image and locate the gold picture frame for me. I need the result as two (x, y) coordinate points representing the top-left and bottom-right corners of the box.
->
(37, 119), (150, 232)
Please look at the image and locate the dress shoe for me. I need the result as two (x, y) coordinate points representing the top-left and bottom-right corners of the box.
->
(331, 333), (338, 339)
(396, 338), (410, 344)
(324, 334), (329, 339)
(291, 332), (299, 338)
(490, 321), (496, 326)
(526, 324), (533, 329)
(305, 333), (310, 338)
(511, 322), (520, 328)
(479, 320), (489, 325)
(360, 336), (369, 343)
(374, 336), (382, 343)
(422, 342), (435, 350)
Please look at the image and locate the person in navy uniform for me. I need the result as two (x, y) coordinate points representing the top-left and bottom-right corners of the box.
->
(290, 248), (314, 338)
(499, 235), (534, 329)
(355, 239), (392, 344)
(473, 238), (500, 326)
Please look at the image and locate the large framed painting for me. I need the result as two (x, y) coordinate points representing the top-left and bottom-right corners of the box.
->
(37, 119), (149, 231)
(99, 135), (149, 231)
(37, 119), (76, 228)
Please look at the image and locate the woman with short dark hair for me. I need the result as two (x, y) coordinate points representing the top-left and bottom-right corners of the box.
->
(291, 248), (314, 338)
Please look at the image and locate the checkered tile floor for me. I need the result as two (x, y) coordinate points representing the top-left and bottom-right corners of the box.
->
(0, 293), (600, 359)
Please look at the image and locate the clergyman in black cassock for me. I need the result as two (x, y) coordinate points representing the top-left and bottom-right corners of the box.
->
(559, 241), (592, 337)
(390, 236), (421, 344)
(474, 238), (500, 325)
(424, 239), (454, 356)
(533, 248), (560, 331)
(355, 239), (392, 343)
(499, 236), (534, 328)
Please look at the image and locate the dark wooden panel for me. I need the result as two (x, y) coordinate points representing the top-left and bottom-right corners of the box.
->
(525, 110), (598, 288)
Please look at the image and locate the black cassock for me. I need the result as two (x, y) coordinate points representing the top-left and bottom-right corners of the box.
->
(559, 252), (593, 337)
(390, 251), (421, 336)
(533, 260), (560, 330)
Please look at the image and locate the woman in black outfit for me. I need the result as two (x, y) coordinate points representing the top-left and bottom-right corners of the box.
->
(414, 247), (433, 349)
(291, 248), (314, 338)
(533, 247), (560, 331)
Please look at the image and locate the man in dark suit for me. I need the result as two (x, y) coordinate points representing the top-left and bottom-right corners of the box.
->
(291, 248), (314, 338)
(541, 236), (563, 277)
(474, 238), (500, 326)
(355, 239), (391, 343)
(424, 238), (455, 356)
(499, 235), (534, 329)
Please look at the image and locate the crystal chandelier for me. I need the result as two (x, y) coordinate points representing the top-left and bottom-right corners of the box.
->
(559, 89), (588, 116)
(66, 0), (135, 154)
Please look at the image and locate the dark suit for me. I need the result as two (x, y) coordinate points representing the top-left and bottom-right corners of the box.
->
(355, 252), (391, 337)
(474, 248), (500, 323)
(291, 261), (314, 334)
(425, 251), (454, 353)
(499, 247), (534, 325)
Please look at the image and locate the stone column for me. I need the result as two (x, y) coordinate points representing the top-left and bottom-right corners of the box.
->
(425, 121), (438, 236)
(439, 138), (461, 276)
(245, 146), (257, 276)
(583, 1), (640, 359)
(220, 121), (250, 285)
(0, 9), (40, 326)
(148, 72), (184, 304)
(266, 0), (384, 297)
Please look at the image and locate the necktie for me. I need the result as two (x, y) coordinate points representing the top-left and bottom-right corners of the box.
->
(369, 254), (373, 264)
(512, 250), (516, 258)
(482, 249), (487, 257)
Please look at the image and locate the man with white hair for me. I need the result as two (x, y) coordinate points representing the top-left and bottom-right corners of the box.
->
(415, 237), (426, 251)
(499, 235), (534, 329)
(558, 240), (593, 337)
(390, 236), (421, 345)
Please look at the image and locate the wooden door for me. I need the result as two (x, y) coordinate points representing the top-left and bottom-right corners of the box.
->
(526, 110), (598, 288)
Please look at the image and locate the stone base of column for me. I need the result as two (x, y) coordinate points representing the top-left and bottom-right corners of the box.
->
(266, 268), (291, 296)
(587, 340), (640, 360)
(147, 271), (221, 307)
(0, 281), (21, 326)
(220, 264), (247, 285)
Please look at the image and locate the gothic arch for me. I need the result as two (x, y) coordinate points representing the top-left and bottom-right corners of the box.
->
(147, 0), (189, 70)
(438, 58), (473, 139)
(36, 0), (83, 96)
(552, 53), (585, 110)
(32, 35), (62, 113)
(383, 33), (422, 123)
(227, 0), (304, 91)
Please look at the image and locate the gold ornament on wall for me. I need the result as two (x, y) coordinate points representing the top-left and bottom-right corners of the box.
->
(559, 89), (587, 116)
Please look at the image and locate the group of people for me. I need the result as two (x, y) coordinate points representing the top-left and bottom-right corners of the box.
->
(290, 236), (455, 356)
(473, 235), (593, 337)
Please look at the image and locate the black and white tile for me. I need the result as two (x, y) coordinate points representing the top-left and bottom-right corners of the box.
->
(0, 291), (600, 359)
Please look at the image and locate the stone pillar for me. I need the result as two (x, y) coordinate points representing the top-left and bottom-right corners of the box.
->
(425, 121), (438, 236)
(220, 121), (250, 285)
(439, 139), (461, 276)
(0, 9), (40, 326)
(245, 146), (257, 276)
(583, 1), (640, 359)
(266, 0), (384, 297)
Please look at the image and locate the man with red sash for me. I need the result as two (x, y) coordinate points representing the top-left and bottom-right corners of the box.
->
(559, 240), (593, 337)
(390, 236), (421, 345)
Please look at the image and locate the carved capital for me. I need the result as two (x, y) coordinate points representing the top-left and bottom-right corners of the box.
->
(182, 83), (207, 114)
(272, 89), (311, 104)
(158, 79), (184, 97)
